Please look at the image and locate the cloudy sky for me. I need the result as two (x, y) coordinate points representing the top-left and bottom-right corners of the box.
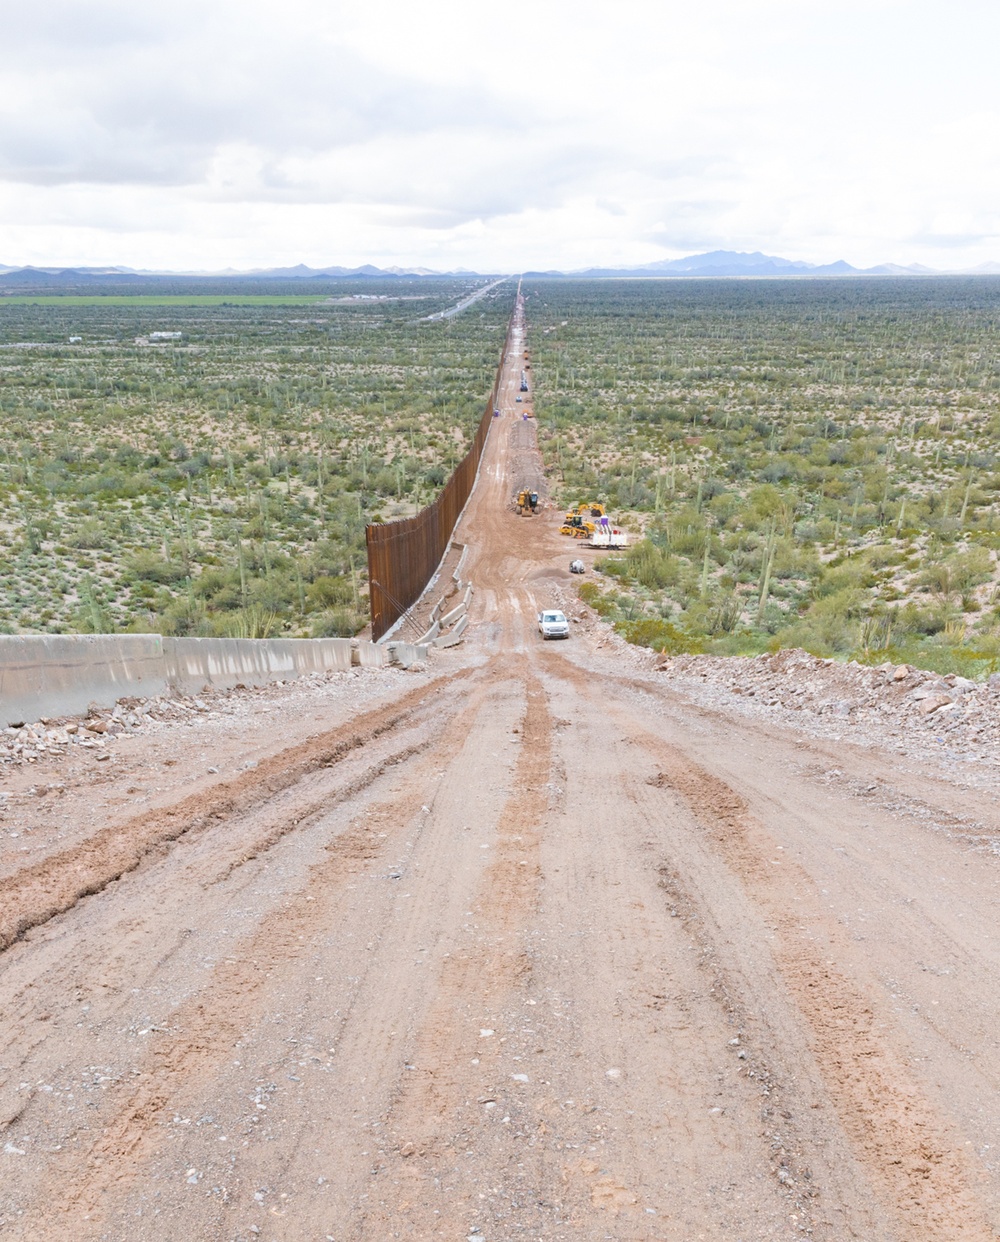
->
(1, 0), (997, 272)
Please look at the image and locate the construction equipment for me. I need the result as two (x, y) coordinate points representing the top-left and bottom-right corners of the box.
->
(560, 502), (605, 538)
(561, 514), (595, 538)
(515, 488), (539, 515)
(520, 371), (529, 392)
(566, 502), (606, 521)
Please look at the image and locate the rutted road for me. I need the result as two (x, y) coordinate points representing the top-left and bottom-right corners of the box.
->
(2, 295), (1000, 1240)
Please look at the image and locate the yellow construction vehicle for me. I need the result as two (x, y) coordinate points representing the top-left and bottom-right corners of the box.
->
(515, 488), (539, 515)
(566, 502), (606, 521)
(560, 515), (595, 537)
(560, 502), (605, 537)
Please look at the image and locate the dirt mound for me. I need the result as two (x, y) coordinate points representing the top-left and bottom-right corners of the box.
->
(655, 648), (1000, 776)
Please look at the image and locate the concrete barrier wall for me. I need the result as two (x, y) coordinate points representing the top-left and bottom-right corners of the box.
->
(163, 637), (354, 694)
(351, 641), (389, 670)
(0, 634), (169, 724)
(432, 614), (469, 648)
(435, 582), (473, 635)
(385, 642), (431, 668)
(0, 633), (383, 725)
(439, 600), (467, 629)
(385, 640), (432, 670)
(413, 619), (441, 646)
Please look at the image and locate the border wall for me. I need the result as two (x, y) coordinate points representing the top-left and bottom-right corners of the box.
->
(365, 291), (518, 640)
(0, 633), (437, 727)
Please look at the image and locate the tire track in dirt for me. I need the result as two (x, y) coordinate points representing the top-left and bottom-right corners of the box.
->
(634, 794), (886, 1240)
(638, 734), (997, 1240)
(355, 659), (555, 1239)
(0, 718), (439, 1134)
(539, 655), (998, 1238)
(530, 655), (860, 1239)
(23, 662), (503, 1235)
(0, 671), (469, 955)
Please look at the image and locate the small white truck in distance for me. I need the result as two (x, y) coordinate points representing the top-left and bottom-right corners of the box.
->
(538, 610), (570, 640)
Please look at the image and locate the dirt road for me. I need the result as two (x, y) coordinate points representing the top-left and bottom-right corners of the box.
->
(3, 296), (1000, 1241)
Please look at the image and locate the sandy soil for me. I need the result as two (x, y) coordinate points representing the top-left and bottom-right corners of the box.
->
(2, 294), (1000, 1241)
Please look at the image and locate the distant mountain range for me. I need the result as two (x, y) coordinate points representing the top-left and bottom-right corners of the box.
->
(526, 250), (1000, 279)
(2, 251), (1000, 287)
(0, 262), (462, 284)
(253, 263), (445, 278)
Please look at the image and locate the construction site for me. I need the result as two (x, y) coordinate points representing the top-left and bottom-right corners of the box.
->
(3, 294), (1000, 1242)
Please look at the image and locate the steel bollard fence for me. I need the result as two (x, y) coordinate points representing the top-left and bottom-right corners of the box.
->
(366, 295), (519, 640)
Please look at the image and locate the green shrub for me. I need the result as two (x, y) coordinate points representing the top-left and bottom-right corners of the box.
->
(950, 546), (994, 593)
(157, 596), (209, 636)
(312, 607), (364, 637)
(615, 617), (706, 655)
(307, 574), (355, 610)
(220, 604), (279, 639)
(625, 539), (679, 589)
(126, 551), (189, 584)
(68, 519), (108, 550)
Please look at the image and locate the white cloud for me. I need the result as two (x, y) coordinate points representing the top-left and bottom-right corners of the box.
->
(1, 0), (999, 269)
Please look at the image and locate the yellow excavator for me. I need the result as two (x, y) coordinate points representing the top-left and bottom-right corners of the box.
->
(560, 502), (605, 538)
(515, 488), (539, 515)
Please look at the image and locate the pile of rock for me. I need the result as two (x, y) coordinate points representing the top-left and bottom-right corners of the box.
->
(3, 702), (138, 765)
(0, 693), (214, 766)
(657, 649), (1000, 762)
(0, 665), (389, 769)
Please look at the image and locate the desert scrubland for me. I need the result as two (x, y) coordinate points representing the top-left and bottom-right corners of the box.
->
(527, 277), (1000, 676)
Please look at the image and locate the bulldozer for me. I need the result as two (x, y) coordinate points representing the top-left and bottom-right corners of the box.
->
(560, 501), (605, 538)
(515, 488), (539, 515)
(561, 514), (595, 538)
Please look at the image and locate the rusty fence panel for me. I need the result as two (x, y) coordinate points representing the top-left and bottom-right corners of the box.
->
(366, 301), (517, 640)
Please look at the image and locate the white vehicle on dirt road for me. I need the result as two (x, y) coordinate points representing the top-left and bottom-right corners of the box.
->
(538, 609), (569, 639)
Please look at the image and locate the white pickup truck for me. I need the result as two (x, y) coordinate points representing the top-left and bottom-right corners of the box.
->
(538, 610), (570, 640)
